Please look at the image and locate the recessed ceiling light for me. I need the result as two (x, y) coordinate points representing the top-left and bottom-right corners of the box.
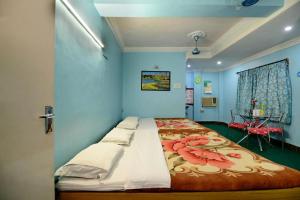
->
(217, 61), (222, 65)
(187, 64), (191, 68)
(284, 26), (293, 32)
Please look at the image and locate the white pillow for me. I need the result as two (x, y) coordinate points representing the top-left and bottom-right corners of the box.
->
(114, 127), (135, 135)
(125, 116), (139, 121)
(101, 128), (134, 145)
(116, 116), (139, 130)
(55, 143), (123, 179)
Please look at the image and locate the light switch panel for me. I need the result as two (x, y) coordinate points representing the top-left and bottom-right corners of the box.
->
(173, 83), (182, 89)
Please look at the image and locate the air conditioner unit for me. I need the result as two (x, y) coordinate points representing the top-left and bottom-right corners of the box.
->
(202, 97), (217, 107)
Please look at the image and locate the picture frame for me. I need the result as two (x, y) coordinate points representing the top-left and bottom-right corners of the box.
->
(141, 71), (171, 91)
(204, 80), (213, 94)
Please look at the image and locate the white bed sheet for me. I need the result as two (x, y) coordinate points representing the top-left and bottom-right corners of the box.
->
(56, 118), (170, 191)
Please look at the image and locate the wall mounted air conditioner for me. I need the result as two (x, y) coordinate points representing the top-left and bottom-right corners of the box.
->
(202, 97), (217, 107)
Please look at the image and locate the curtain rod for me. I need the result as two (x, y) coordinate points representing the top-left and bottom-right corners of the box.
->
(236, 58), (289, 74)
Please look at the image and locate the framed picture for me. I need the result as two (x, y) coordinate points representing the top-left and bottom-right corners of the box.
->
(204, 80), (212, 94)
(141, 71), (171, 91)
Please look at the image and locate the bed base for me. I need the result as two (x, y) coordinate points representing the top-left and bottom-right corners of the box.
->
(59, 188), (300, 200)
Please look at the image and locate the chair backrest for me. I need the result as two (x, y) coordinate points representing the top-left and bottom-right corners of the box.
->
(268, 113), (285, 128)
(230, 109), (236, 122)
(231, 109), (252, 123)
(252, 112), (272, 128)
(278, 113), (284, 123)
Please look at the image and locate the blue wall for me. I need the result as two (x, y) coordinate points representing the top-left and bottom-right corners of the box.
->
(55, 0), (123, 168)
(93, 0), (283, 17)
(122, 52), (186, 118)
(193, 72), (223, 122)
(185, 71), (223, 121)
(222, 44), (300, 147)
(186, 71), (194, 88)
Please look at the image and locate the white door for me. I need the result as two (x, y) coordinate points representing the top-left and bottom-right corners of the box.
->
(0, 0), (55, 199)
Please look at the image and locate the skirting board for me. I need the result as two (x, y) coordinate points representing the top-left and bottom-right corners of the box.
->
(58, 188), (300, 200)
(197, 121), (228, 126)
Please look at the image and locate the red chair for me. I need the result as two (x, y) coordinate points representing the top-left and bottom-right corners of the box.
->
(266, 113), (285, 150)
(247, 115), (271, 151)
(228, 110), (252, 131)
(247, 113), (285, 151)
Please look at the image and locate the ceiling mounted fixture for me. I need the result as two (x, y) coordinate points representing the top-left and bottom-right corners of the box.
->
(217, 61), (222, 65)
(192, 36), (201, 55)
(284, 25), (293, 32)
(241, 0), (260, 7)
(188, 31), (206, 55)
(60, 0), (104, 48)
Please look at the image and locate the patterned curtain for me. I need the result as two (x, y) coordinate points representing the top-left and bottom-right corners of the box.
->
(236, 70), (256, 115)
(236, 59), (292, 124)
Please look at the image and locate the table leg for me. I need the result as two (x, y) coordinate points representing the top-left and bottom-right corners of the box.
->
(281, 133), (284, 151)
(257, 135), (263, 151)
(237, 135), (248, 144)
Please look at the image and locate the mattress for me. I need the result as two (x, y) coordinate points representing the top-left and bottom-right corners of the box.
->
(56, 118), (170, 191)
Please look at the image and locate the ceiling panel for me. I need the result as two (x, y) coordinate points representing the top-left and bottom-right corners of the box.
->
(109, 17), (242, 47)
(188, 1), (300, 71)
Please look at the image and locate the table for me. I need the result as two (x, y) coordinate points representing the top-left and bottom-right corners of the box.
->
(237, 115), (282, 151)
(237, 115), (271, 151)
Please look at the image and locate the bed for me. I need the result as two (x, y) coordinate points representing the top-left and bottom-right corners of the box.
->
(57, 118), (300, 200)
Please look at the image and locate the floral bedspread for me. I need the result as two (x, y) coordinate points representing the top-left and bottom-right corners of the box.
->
(155, 118), (300, 191)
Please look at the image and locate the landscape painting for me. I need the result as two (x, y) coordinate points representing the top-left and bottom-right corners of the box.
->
(141, 71), (171, 91)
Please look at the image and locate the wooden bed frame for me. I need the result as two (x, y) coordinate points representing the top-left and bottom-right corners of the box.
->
(58, 188), (300, 200)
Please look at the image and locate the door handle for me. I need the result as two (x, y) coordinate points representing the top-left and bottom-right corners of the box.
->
(39, 106), (54, 134)
(39, 113), (54, 119)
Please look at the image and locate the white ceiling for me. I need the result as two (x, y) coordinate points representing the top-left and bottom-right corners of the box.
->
(189, 0), (300, 71)
(99, 0), (300, 70)
(108, 17), (242, 47)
